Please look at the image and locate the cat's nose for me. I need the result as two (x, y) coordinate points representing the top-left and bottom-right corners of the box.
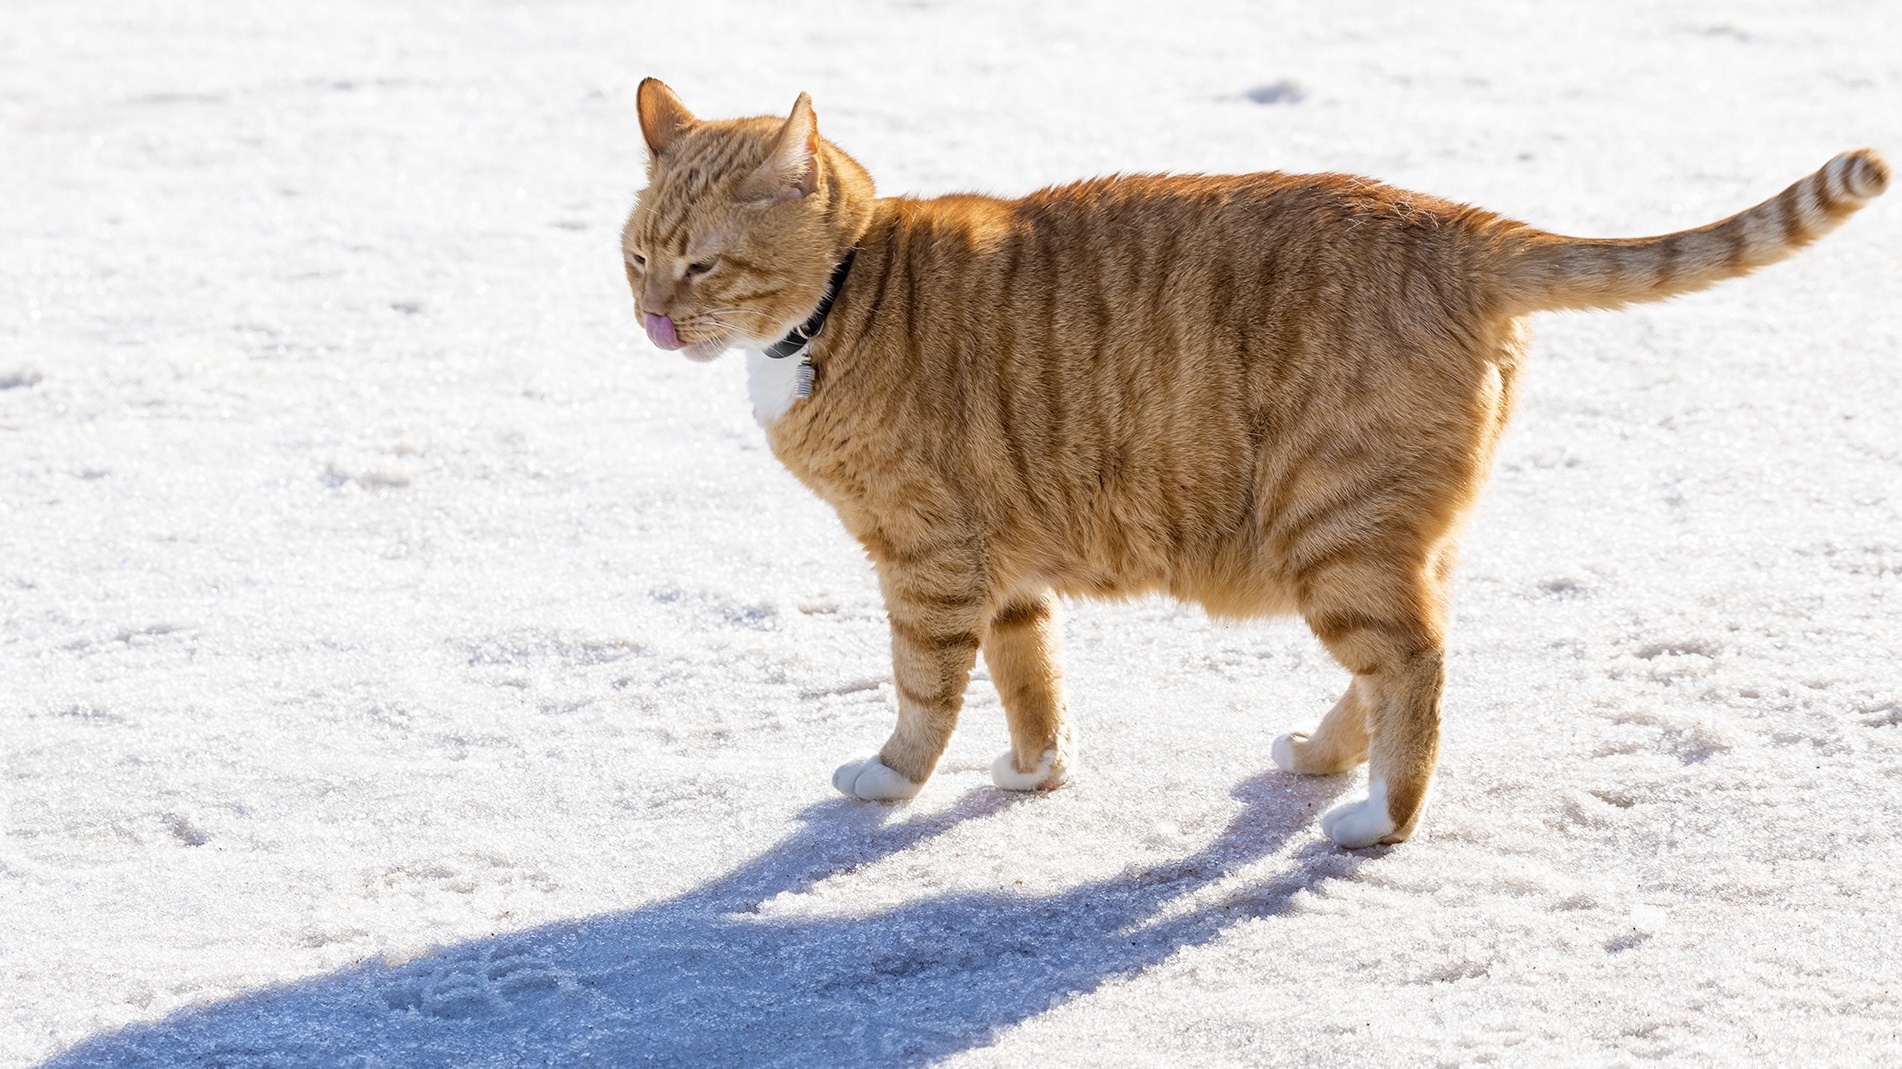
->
(644, 312), (684, 350)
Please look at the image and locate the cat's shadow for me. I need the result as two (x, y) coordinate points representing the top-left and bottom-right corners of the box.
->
(42, 773), (1360, 1068)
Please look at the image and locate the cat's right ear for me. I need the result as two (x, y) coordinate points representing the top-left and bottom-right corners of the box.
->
(738, 93), (820, 203)
(637, 78), (697, 159)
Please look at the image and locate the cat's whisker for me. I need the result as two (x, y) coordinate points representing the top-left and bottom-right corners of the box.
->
(689, 313), (773, 330)
(693, 306), (777, 327)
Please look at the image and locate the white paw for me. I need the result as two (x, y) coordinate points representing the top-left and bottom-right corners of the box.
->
(832, 756), (922, 801)
(991, 748), (1067, 791)
(1271, 732), (1302, 773)
(1319, 778), (1397, 848)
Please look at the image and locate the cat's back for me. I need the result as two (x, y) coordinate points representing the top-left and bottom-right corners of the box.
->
(872, 170), (1505, 363)
(1004, 170), (1496, 271)
(842, 170), (1506, 447)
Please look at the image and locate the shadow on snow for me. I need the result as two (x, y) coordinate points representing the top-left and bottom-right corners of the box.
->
(44, 773), (1360, 1067)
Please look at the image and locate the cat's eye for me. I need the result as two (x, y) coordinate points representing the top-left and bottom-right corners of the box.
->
(628, 253), (646, 271)
(685, 259), (717, 278)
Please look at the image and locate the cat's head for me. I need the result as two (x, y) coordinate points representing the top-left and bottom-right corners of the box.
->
(622, 79), (874, 362)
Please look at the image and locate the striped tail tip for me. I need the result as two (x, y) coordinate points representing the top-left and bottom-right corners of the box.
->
(1830, 149), (1890, 203)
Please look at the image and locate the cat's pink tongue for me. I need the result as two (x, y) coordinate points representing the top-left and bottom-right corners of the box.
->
(644, 312), (683, 351)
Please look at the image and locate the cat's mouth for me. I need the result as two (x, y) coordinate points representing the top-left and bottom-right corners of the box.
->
(643, 311), (685, 350)
(644, 311), (732, 363)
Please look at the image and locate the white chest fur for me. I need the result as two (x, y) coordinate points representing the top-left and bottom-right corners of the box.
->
(746, 348), (804, 426)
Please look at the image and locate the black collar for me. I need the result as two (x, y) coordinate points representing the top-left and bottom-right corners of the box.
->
(764, 248), (857, 360)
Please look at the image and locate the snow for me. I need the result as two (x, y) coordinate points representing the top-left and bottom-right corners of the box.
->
(3, 0), (1899, 1065)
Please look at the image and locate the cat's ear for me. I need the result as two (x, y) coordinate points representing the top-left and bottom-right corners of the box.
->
(739, 92), (820, 202)
(637, 78), (697, 158)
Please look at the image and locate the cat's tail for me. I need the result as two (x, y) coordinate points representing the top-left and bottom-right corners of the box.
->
(1489, 149), (1888, 315)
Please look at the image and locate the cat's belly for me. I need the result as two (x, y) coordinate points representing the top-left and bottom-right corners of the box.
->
(1025, 517), (1300, 620)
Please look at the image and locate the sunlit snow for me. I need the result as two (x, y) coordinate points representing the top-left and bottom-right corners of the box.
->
(3, 2), (1899, 1066)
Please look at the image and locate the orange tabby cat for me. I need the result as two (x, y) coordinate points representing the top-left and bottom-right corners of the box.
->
(621, 78), (1887, 847)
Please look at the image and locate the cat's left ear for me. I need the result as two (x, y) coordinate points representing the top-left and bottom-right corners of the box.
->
(638, 77), (697, 158)
(739, 92), (820, 202)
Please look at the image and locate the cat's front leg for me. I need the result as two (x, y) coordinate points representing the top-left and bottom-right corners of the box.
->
(832, 561), (986, 801)
(981, 591), (1072, 791)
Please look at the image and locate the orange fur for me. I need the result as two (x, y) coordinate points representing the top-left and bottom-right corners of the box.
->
(622, 78), (1887, 846)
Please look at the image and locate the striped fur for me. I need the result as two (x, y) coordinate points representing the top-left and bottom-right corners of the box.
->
(622, 79), (1886, 846)
(1493, 149), (1890, 313)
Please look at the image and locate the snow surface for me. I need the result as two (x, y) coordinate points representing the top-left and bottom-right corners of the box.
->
(3, 1), (1901, 1065)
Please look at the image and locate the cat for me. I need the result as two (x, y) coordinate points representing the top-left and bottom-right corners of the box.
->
(621, 77), (1888, 847)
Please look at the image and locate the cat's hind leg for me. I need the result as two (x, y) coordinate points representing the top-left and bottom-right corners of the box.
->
(981, 591), (1072, 791)
(1295, 555), (1451, 848)
(1272, 675), (1372, 775)
(1314, 646), (1443, 848)
(833, 558), (986, 801)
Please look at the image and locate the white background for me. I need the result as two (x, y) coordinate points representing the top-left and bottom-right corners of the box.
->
(3, 1), (1899, 1065)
